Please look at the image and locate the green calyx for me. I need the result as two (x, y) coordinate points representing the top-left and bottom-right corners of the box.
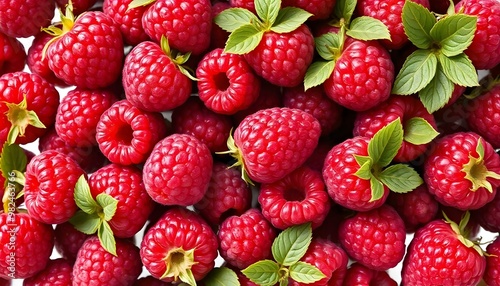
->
(4, 95), (46, 145)
(41, 1), (78, 59)
(216, 131), (254, 185)
(160, 247), (198, 286)
(127, 0), (156, 11)
(159, 36), (198, 81)
(462, 138), (500, 193)
(443, 211), (484, 256)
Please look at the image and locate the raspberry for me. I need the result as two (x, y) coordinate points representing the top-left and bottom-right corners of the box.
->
(26, 31), (67, 87)
(56, 0), (98, 15)
(23, 258), (73, 286)
(466, 82), (500, 149)
(472, 189), (500, 233)
(229, 0), (256, 13)
(73, 236), (143, 285)
(134, 276), (172, 285)
(231, 81), (283, 125)
(54, 222), (91, 263)
(103, 0), (149, 45)
(209, 1), (231, 50)
(342, 262), (398, 286)
(0, 32), (25, 76)
(258, 166), (331, 230)
(484, 236), (500, 286)
(0, 0), (54, 38)
(282, 0), (336, 21)
(218, 208), (277, 269)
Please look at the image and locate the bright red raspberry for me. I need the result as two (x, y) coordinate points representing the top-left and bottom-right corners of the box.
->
(282, 0), (336, 20)
(0, 32), (25, 76)
(56, 0), (98, 15)
(103, 0), (149, 45)
(143, 133), (213, 206)
(54, 222), (91, 263)
(73, 236), (143, 285)
(424, 132), (500, 210)
(484, 236), (500, 286)
(171, 96), (233, 153)
(232, 81), (282, 125)
(0, 212), (54, 279)
(123, 39), (193, 112)
(342, 262), (397, 286)
(141, 0), (212, 55)
(229, 107), (321, 184)
(26, 31), (67, 87)
(283, 85), (343, 137)
(95, 99), (168, 166)
(0, 0), (54, 38)
(218, 208), (277, 269)
(323, 136), (389, 211)
(244, 24), (314, 87)
(193, 161), (252, 226)
(466, 82), (500, 149)
(324, 39), (394, 112)
(197, 48), (261, 115)
(141, 207), (219, 283)
(23, 258), (73, 286)
(472, 189), (500, 232)
(24, 150), (85, 224)
(258, 166), (331, 230)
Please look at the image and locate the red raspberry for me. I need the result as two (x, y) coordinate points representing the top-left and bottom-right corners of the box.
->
(353, 95), (437, 162)
(23, 258), (73, 286)
(95, 99), (168, 166)
(232, 81), (282, 125)
(342, 262), (397, 286)
(196, 48), (261, 115)
(455, 0), (500, 70)
(323, 136), (389, 211)
(54, 222), (91, 263)
(141, 0), (212, 55)
(0, 212), (54, 279)
(484, 236), (500, 286)
(438, 204), (481, 239)
(305, 137), (335, 173)
(424, 132), (500, 210)
(193, 161), (252, 226)
(122, 40), (192, 112)
(171, 96), (233, 153)
(24, 150), (85, 224)
(73, 236), (143, 285)
(244, 24), (314, 87)
(103, 0), (149, 45)
(0, 0), (54, 38)
(0, 71), (59, 145)
(209, 1), (231, 50)
(229, 0), (255, 13)
(26, 31), (67, 87)
(324, 39), (394, 112)
(218, 208), (277, 269)
(338, 205), (406, 271)
(140, 207), (218, 283)
(283, 85), (343, 137)
(89, 163), (155, 238)
(134, 276), (172, 286)
(0, 32), (25, 76)
(466, 82), (500, 149)
(282, 0), (336, 21)
(229, 107), (321, 184)
(56, 0), (98, 15)
(472, 189), (500, 232)
(143, 133), (213, 206)
(258, 166), (331, 230)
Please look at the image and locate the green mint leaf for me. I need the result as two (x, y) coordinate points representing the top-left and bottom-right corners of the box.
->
(392, 49), (438, 95)
(95, 193), (118, 222)
(346, 16), (391, 41)
(354, 155), (373, 180)
(304, 61), (335, 90)
(437, 53), (479, 87)
(368, 118), (404, 167)
(201, 267), (240, 286)
(430, 14), (477, 57)
(370, 176), (385, 202)
(403, 117), (440, 145)
(334, 0), (357, 24)
(272, 223), (312, 266)
(215, 8), (260, 33)
(255, 0), (280, 26)
(69, 210), (100, 235)
(74, 175), (100, 214)
(418, 62), (454, 113)
(224, 24), (264, 54)
(0, 142), (27, 184)
(401, 0), (436, 49)
(379, 164), (423, 193)
(271, 7), (312, 34)
(289, 261), (326, 284)
(242, 260), (280, 286)
(98, 220), (117, 256)
(315, 32), (340, 61)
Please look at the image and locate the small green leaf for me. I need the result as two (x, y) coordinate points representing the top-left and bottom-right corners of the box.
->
(272, 223), (312, 266)
(418, 62), (454, 113)
(201, 267), (240, 286)
(69, 210), (100, 235)
(271, 7), (312, 34)
(315, 32), (340, 61)
(430, 14), (477, 57)
(379, 164), (423, 193)
(242, 260), (280, 286)
(215, 8), (260, 33)
(224, 24), (264, 54)
(127, 0), (155, 10)
(404, 117), (440, 145)
(304, 61), (336, 90)
(289, 261), (326, 284)
(368, 118), (404, 167)
(0, 142), (27, 184)
(98, 220), (117, 256)
(334, 0), (357, 24)
(255, 0), (280, 26)
(179, 268), (197, 286)
(346, 16), (391, 41)
(370, 176), (385, 202)
(96, 193), (118, 222)
(401, 0), (436, 49)
(437, 53), (479, 87)
(392, 49), (438, 95)
(74, 175), (100, 214)
(354, 155), (373, 180)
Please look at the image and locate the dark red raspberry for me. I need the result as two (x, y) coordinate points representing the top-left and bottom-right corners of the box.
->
(24, 150), (85, 224)
(438, 204), (481, 239)
(96, 99), (168, 166)
(342, 262), (397, 286)
(466, 82), (500, 149)
(193, 161), (252, 226)
(484, 236), (500, 286)
(54, 222), (91, 263)
(0, 0), (54, 38)
(103, 0), (149, 45)
(218, 208), (277, 269)
(229, 0), (255, 13)
(171, 96), (233, 153)
(26, 31), (67, 87)
(134, 276), (172, 286)
(430, 0), (459, 13)
(197, 48), (261, 115)
(143, 133), (213, 206)
(209, 1), (231, 50)
(305, 137), (335, 173)
(56, 0), (98, 15)
(232, 81), (282, 125)
(258, 166), (331, 230)
(0, 212), (54, 279)
(0, 32), (25, 76)
(282, 0), (336, 21)
(23, 258), (73, 286)
(472, 189), (500, 233)
(73, 236), (142, 285)
(140, 207), (219, 283)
